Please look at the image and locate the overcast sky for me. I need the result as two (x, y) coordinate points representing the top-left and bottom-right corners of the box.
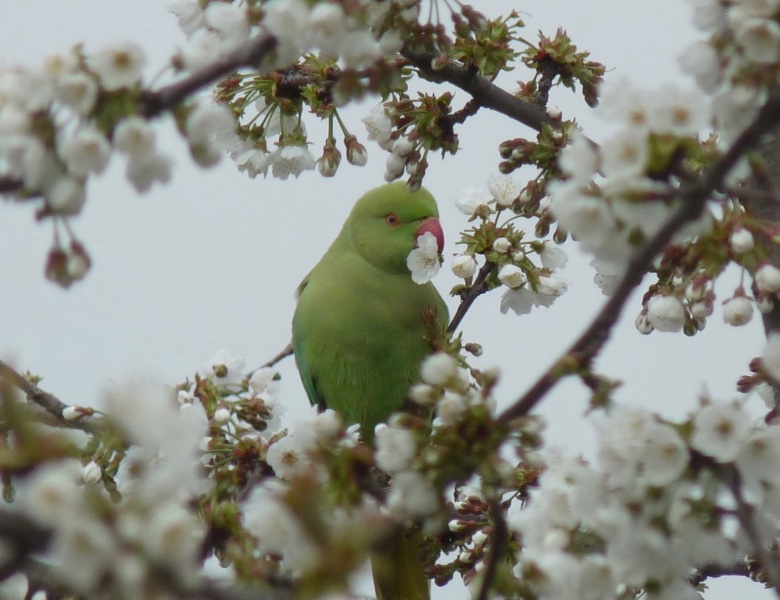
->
(0, 2), (770, 598)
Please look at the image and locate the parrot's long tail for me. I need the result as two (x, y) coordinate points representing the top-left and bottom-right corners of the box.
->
(371, 527), (430, 600)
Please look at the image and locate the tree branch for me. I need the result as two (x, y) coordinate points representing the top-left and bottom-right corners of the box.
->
(498, 85), (780, 424)
(401, 49), (551, 133)
(475, 498), (508, 600)
(447, 261), (496, 334)
(139, 33), (277, 118)
(719, 466), (780, 596)
(261, 341), (294, 369)
(0, 359), (101, 433)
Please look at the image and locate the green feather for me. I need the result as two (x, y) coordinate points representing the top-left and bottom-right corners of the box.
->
(292, 182), (449, 600)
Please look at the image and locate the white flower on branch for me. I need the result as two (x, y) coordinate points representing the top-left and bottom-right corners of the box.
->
(375, 423), (416, 474)
(56, 72), (98, 115)
(691, 401), (752, 462)
(646, 294), (686, 333)
(85, 42), (145, 91)
(722, 293), (754, 326)
(487, 172), (521, 207)
(387, 471), (439, 520)
(270, 143), (316, 180)
(451, 254), (477, 279)
(57, 125), (111, 176)
(407, 231), (441, 284)
(114, 117), (156, 157)
(125, 151), (172, 193)
(243, 482), (319, 573)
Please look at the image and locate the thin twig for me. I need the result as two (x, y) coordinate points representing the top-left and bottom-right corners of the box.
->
(262, 341), (294, 369)
(475, 498), (508, 600)
(497, 85), (780, 424)
(0, 359), (101, 433)
(447, 261), (496, 335)
(689, 562), (751, 587)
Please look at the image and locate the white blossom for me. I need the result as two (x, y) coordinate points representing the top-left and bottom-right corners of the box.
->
(387, 471), (439, 520)
(756, 264), (780, 293)
(691, 401), (753, 462)
(491, 237), (511, 254)
(46, 176), (86, 215)
(646, 294), (686, 333)
(729, 227), (755, 253)
(81, 461), (102, 484)
(362, 104), (393, 147)
(204, 2), (250, 45)
(498, 264), (526, 289)
(559, 130), (599, 183)
(451, 254), (477, 279)
(454, 187), (491, 217)
(734, 17), (780, 64)
(600, 129), (649, 178)
(85, 42), (145, 91)
(435, 391), (467, 426)
(407, 231), (440, 284)
(243, 482), (319, 572)
(114, 117), (156, 157)
(641, 422), (690, 486)
(679, 41), (722, 92)
(203, 349), (245, 385)
(262, 0), (312, 68)
(58, 126), (111, 176)
(487, 173), (520, 207)
(420, 352), (458, 386)
(266, 429), (317, 479)
(375, 424), (416, 474)
(762, 333), (780, 382)
(126, 151), (172, 193)
(723, 294), (754, 326)
(56, 72), (98, 115)
(271, 144), (315, 180)
(540, 245), (568, 271)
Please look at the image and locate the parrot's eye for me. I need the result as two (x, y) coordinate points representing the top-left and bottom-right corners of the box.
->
(385, 213), (401, 227)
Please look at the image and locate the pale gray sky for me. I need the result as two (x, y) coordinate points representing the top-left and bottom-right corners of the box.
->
(0, 2), (769, 598)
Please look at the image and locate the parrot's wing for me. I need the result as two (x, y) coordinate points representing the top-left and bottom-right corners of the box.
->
(292, 273), (328, 412)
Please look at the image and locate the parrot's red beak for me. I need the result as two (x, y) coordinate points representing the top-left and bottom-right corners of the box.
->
(416, 217), (445, 254)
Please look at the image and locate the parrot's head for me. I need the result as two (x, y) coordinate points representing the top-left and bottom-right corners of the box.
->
(348, 181), (444, 274)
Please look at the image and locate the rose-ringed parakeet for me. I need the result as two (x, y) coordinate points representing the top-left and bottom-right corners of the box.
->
(292, 182), (449, 600)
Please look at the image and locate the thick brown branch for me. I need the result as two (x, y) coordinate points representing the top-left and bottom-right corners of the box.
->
(140, 33), (278, 118)
(402, 49), (551, 133)
(498, 86), (780, 424)
(0, 359), (101, 433)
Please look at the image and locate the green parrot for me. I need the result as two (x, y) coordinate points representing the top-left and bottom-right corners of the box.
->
(292, 181), (449, 600)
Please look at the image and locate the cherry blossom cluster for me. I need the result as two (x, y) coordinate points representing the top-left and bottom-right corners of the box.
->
(510, 399), (780, 599)
(684, 0), (780, 145)
(181, 0), (416, 182)
(451, 174), (568, 316)
(0, 40), (237, 286)
(14, 380), (210, 598)
(363, 103), (427, 186)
